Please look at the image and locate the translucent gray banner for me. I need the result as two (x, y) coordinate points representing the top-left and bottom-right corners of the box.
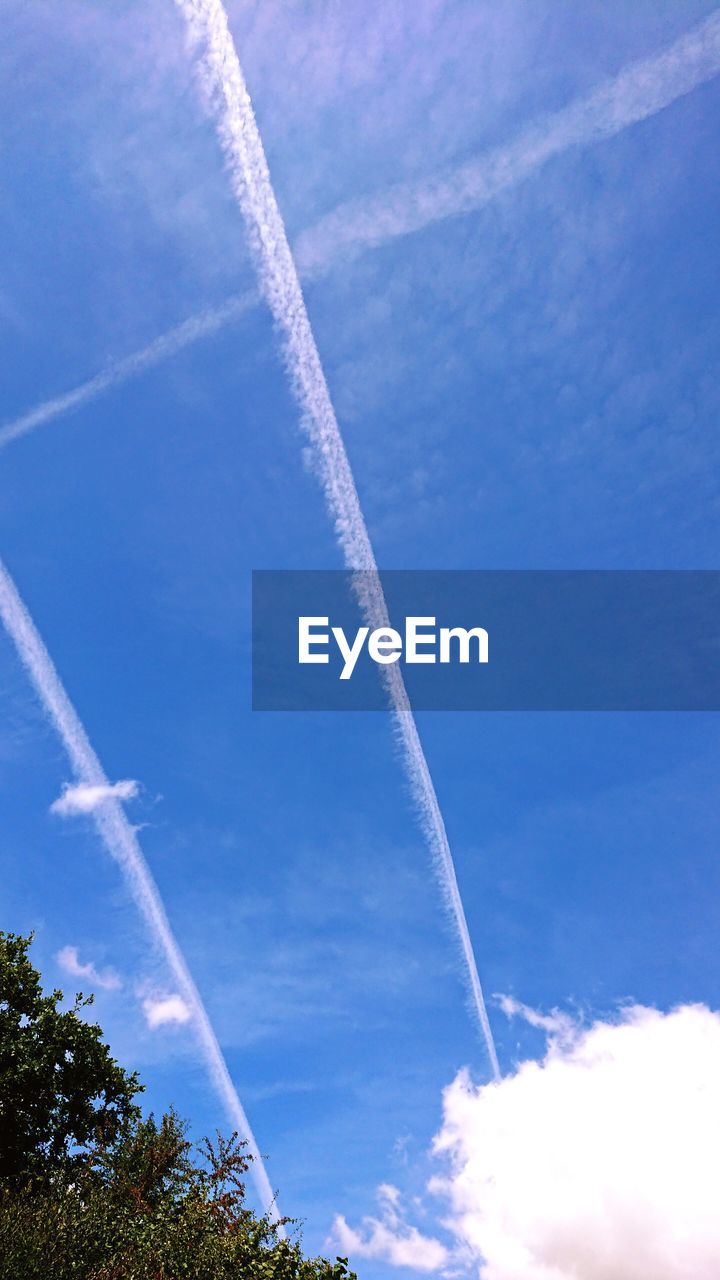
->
(252, 571), (720, 711)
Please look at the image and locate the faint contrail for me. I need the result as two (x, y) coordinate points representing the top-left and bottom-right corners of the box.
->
(0, 292), (254, 451)
(295, 7), (720, 273)
(172, 0), (501, 1079)
(2, 9), (719, 453)
(0, 556), (280, 1224)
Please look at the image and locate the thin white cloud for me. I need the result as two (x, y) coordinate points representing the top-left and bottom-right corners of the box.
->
(56, 943), (122, 991)
(495, 992), (576, 1045)
(332, 1183), (449, 1273)
(0, 557), (279, 1225)
(51, 778), (139, 816)
(339, 1002), (720, 1279)
(3, 10), (719, 454)
(172, 0), (500, 1077)
(143, 993), (192, 1029)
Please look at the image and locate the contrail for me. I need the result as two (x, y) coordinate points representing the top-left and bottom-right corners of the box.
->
(2, 9), (719, 453)
(0, 292), (255, 451)
(172, 0), (501, 1079)
(0, 556), (281, 1224)
(295, 6), (720, 273)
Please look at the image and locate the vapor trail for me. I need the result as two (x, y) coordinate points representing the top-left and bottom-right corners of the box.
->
(3, 9), (719, 454)
(172, 0), (501, 1079)
(0, 292), (254, 451)
(295, 7), (720, 273)
(0, 556), (280, 1224)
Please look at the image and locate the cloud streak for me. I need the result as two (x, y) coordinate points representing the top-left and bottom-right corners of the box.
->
(0, 556), (279, 1224)
(57, 944), (122, 991)
(2, 10), (719, 453)
(172, 0), (500, 1077)
(495, 992), (576, 1046)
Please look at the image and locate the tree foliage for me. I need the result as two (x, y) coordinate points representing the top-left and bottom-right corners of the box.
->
(0, 933), (356, 1280)
(0, 931), (141, 1185)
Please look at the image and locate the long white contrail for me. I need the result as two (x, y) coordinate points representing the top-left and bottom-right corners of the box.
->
(295, 6), (720, 273)
(172, 0), (501, 1079)
(2, 9), (718, 454)
(0, 556), (280, 1224)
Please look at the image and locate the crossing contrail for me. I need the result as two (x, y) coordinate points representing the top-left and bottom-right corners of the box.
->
(0, 292), (255, 452)
(2, 9), (719, 454)
(172, 0), (501, 1078)
(0, 556), (281, 1224)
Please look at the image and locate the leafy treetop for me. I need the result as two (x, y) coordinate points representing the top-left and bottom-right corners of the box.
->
(0, 932), (357, 1279)
(0, 931), (141, 1185)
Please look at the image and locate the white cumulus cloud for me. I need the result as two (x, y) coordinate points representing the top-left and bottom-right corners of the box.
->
(338, 1002), (720, 1279)
(56, 944), (122, 991)
(431, 1002), (720, 1279)
(51, 778), (139, 816)
(142, 994), (192, 1030)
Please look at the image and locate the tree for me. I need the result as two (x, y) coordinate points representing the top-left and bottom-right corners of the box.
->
(0, 931), (141, 1185)
(0, 933), (357, 1279)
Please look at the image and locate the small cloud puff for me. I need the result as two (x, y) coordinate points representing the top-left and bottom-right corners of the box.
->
(336, 1001), (720, 1279)
(56, 944), (122, 991)
(51, 779), (139, 816)
(331, 1184), (449, 1273)
(495, 992), (576, 1045)
(142, 994), (192, 1030)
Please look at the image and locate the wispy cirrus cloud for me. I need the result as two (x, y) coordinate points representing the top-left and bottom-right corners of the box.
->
(51, 778), (139, 816)
(142, 993), (192, 1030)
(56, 944), (122, 991)
(2, 10), (719, 455)
(336, 1000), (720, 1279)
(494, 992), (576, 1045)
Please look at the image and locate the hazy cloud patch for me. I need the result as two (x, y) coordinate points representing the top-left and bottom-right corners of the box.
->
(56, 944), (122, 991)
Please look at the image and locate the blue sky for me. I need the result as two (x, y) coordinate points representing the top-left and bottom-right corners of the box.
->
(2, 3), (720, 1277)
